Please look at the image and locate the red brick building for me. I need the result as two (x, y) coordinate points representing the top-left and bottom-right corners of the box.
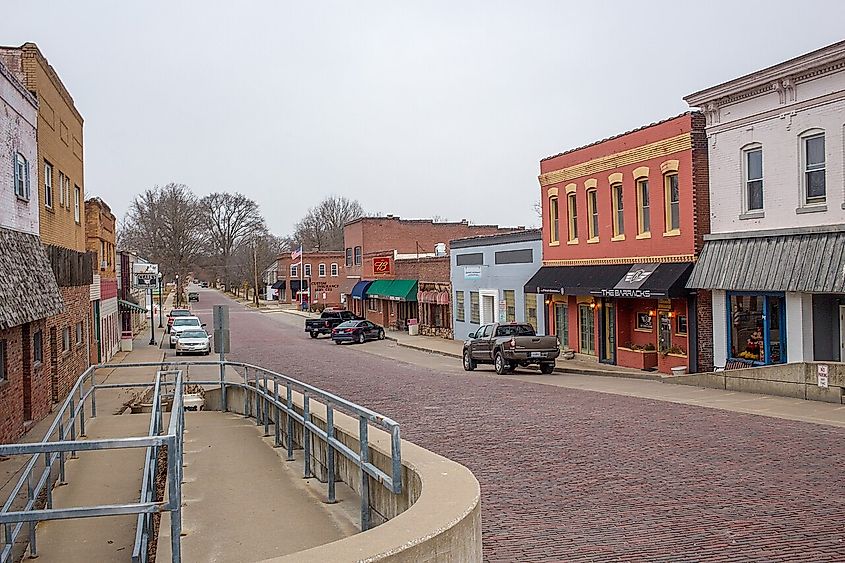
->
(274, 252), (349, 310)
(344, 216), (520, 337)
(526, 113), (712, 373)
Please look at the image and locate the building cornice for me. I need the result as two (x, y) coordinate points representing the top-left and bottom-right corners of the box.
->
(704, 224), (845, 241)
(543, 254), (694, 267)
(685, 40), (845, 106)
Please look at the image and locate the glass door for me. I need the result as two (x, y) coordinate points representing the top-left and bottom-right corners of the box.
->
(578, 303), (596, 356)
(554, 302), (568, 349)
(765, 296), (785, 364)
(600, 300), (616, 364)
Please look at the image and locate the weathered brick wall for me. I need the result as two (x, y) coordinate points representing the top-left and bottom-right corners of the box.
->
(45, 286), (89, 402)
(0, 325), (24, 443)
(394, 256), (451, 283)
(85, 198), (117, 277)
(696, 290), (714, 372)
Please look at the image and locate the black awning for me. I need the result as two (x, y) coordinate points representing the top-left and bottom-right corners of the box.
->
(525, 263), (693, 298)
(290, 279), (309, 293)
(271, 280), (285, 289)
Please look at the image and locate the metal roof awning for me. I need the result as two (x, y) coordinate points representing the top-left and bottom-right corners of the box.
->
(525, 263), (694, 298)
(350, 280), (372, 299)
(365, 279), (419, 302)
(687, 231), (845, 292)
(118, 299), (148, 313)
(271, 280), (285, 289)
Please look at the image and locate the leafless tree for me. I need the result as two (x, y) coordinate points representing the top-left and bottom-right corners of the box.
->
(200, 192), (265, 288)
(230, 230), (285, 305)
(120, 183), (204, 288)
(292, 195), (363, 251)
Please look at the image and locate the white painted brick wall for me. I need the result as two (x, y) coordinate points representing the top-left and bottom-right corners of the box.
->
(0, 63), (39, 235)
(707, 70), (845, 234)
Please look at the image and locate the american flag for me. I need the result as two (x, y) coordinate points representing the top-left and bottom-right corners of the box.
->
(290, 245), (302, 261)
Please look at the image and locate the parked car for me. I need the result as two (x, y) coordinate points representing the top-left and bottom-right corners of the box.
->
(175, 329), (211, 356)
(331, 320), (385, 344)
(201, 281), (209, 288)
(305, 309), (360, 338)
(188, 291), (199, 302)
(463, 322), (560, 375)
(169, 316), (206, 348)
(167, 308), (193, 333)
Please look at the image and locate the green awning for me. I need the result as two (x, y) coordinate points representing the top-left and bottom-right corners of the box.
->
(365, 279), (418, 302)
(119, 299), (148, 313)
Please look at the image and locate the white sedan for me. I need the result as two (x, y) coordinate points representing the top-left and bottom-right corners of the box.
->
(175, 329), (211, 356)
(169, 316), (205, 348)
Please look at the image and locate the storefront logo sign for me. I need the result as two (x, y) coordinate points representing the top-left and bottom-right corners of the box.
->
(464, 266), (482, 279)
(624, 268), (653, 284)
(373, 257), (392, 276)
(595, 289), (666, 298)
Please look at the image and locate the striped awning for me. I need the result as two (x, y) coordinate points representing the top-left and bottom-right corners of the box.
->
(118, 299), (148, 313)
(687, 231), (845, 293)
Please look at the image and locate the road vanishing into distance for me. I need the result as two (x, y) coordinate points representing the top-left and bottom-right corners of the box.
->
(180, 288), (845, 562)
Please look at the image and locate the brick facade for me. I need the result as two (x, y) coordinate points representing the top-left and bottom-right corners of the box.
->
(275, 252), (348, 309)
(44, 286), (89, 402)
(85, 197), (116, 277)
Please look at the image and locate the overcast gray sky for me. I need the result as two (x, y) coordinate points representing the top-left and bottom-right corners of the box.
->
(6, 1), (845, 235)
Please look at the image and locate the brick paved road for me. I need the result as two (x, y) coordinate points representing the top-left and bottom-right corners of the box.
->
(201, 291), (845, 562)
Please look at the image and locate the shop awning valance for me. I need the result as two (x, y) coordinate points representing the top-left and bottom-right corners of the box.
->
(290, 280), (309, 293)
(271, 280), (285, 290)
(119, 299), (148, 313)
(419, 290), (450, 304)
(365, 279), (419, 302)
(350, 280), (372, 300)
(525, 263), (693, 298)
(687, 231), (845, 293)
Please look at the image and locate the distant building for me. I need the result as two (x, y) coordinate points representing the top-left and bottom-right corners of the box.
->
(85, 197), (119, 363)
(450, 229), (545, 340)
(116, 251), (150, 350)
(0, 58), (63, 442)
(275, 252), (348, 309)
(685, 40), (845, 366)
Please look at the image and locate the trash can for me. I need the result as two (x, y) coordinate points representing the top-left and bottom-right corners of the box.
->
(408, 318), (419, 336)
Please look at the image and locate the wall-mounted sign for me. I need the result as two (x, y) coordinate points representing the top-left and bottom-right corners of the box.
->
(132, 263), (159, 287)
(373, 257), (392, 276)
(636, 312), (653, 331)
(818, 364), (829, 388)
(464, 266), (482, 279)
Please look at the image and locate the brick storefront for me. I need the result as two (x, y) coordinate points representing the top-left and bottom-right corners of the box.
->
(44, 285), (90, 402)
(275, 252), (348, 309)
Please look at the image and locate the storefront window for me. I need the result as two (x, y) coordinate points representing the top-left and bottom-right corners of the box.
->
(728, 293), (786, 364)
(455, 291), (465, 322)
(503, 290), (516, 322)
(524, 294), (538, 331)
(470, 292), (480, 324)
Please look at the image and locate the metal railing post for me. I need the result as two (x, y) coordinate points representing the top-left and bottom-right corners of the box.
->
(243, 366), (250, 417)
(359, 416), (371, 531)
(68, 398), (77, 458)
(285, 383), (294, 461)
(391, 425), (403, 494)
(263, 373), (270, 437)
(27, 473), (36, 557)
(58, 421), (66, 484)
(167, 436), (182, 563)
(273, 379), (281, 447)
(326, 405), (336, 503)
(303, 393), (311, 478)
(79, 384), (86, 437)
(254, 370), (261, 426)
(45, 452), (53, 508)
(220, 356), (227, 413)
(91, 370), (97, 418)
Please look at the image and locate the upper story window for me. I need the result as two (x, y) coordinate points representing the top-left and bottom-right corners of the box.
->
(743, 145), (763, 212)
(802, 131), (826, 205)
(318, 263), (326, 277)
(304, 263), (312, 277)
(74, 186), (81, 223)
(14, 153), (30, 200)
(567, 193), (578, 243)
(44, 161), (53, 209)
(345, 248), (352, 267)
(290, 264), (298, 277)
(586, 189), (599, 242)
(354, 246), (362, 266)
(663, 173), (680, 234)
(611, 183), (624, 239)
(548, 195), (560, 244)
(331, 263), (339, 277)
(637, 178), (650, 237)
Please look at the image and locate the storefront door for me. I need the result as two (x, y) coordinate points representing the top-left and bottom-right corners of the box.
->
(658, 313), (672, 353)
(599, 299), (616, 364)
(554, 303), (568, 348)
(578, 304), (595, 356)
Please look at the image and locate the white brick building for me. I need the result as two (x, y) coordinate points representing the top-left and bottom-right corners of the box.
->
(686, 40), (845, 367)
(0, 59), (39, 235)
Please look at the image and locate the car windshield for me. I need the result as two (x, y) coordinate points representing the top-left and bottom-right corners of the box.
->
(170, 310), (191, 317)
(496, 324), (536, 337)
(180, 330), (206, 339)
(337, 321), (360, 328)
(173, 318), (201, 327)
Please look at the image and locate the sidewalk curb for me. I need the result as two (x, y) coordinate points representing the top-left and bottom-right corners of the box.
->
(385, 335), (463, 359)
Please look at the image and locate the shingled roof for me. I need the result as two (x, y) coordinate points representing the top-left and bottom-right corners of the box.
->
(0, 228), (64, 330)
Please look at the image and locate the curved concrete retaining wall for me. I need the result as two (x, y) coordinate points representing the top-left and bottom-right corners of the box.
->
(205, 386), (482, 562)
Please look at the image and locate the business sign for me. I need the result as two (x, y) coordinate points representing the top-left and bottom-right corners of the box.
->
(817, 364), (829, 388)
(373, 257), (392, 276)
(590, 263), (664, 298)
(133, 263), (159, 287)
(464, 266), (482, 279)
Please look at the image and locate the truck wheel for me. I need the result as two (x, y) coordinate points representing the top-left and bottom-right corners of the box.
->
(540, 363), (555, 375)
(334, 339), (342, 345)
(357, 333), (365, 344)
(309, 331), (318, 339)
(494, 352), (508, 375)
(462, 350), (476, 371)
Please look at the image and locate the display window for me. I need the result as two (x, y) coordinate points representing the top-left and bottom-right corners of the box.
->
(727, 292), (786, 365)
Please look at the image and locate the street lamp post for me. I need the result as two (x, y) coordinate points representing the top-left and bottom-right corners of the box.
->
(158, 273), (163, 328)
(175, 274), (180, 308)
(148, 286), (156, 346)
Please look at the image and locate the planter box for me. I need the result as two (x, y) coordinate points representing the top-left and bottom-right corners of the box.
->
(617, 347), (658, 370)
(658, 353), (689, 373)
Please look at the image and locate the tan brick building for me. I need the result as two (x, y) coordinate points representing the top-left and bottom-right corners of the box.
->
(85, 198), (120, 363)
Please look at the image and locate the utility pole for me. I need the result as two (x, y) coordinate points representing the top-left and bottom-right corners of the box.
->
(253, 242), (260, 308)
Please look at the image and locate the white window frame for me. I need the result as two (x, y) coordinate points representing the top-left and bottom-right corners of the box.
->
(290, 264), (298, 277)
(44, 161), (53, 208)
(318, 263), (326, 277)
(304, 263), (311, 277)
(75, 322), (83, 345)
(330, 263), (339, 277)
(742, 144), (763, 213)
(800, 130), (826, 206)
(14, 153), (29, 200)
(74, 185), (81, 223)
(354, 246), (362, 266)
(62, 327), (71, 353)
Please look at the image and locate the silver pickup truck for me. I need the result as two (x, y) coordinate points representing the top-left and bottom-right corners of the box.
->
(462, 322), (560, 375)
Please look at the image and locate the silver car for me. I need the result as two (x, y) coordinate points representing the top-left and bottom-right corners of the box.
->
(169, 316), (204, 348)
(175, 328), (211, 356)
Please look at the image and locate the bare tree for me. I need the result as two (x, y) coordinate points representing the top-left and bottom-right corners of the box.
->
(231, 230), (285, 305)
(120, 183), (204, 289)
(200, 192), (265, 289)
(292, 196), (363, 251)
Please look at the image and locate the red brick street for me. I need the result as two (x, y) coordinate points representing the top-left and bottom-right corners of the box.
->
(198, 289), (845, 562)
